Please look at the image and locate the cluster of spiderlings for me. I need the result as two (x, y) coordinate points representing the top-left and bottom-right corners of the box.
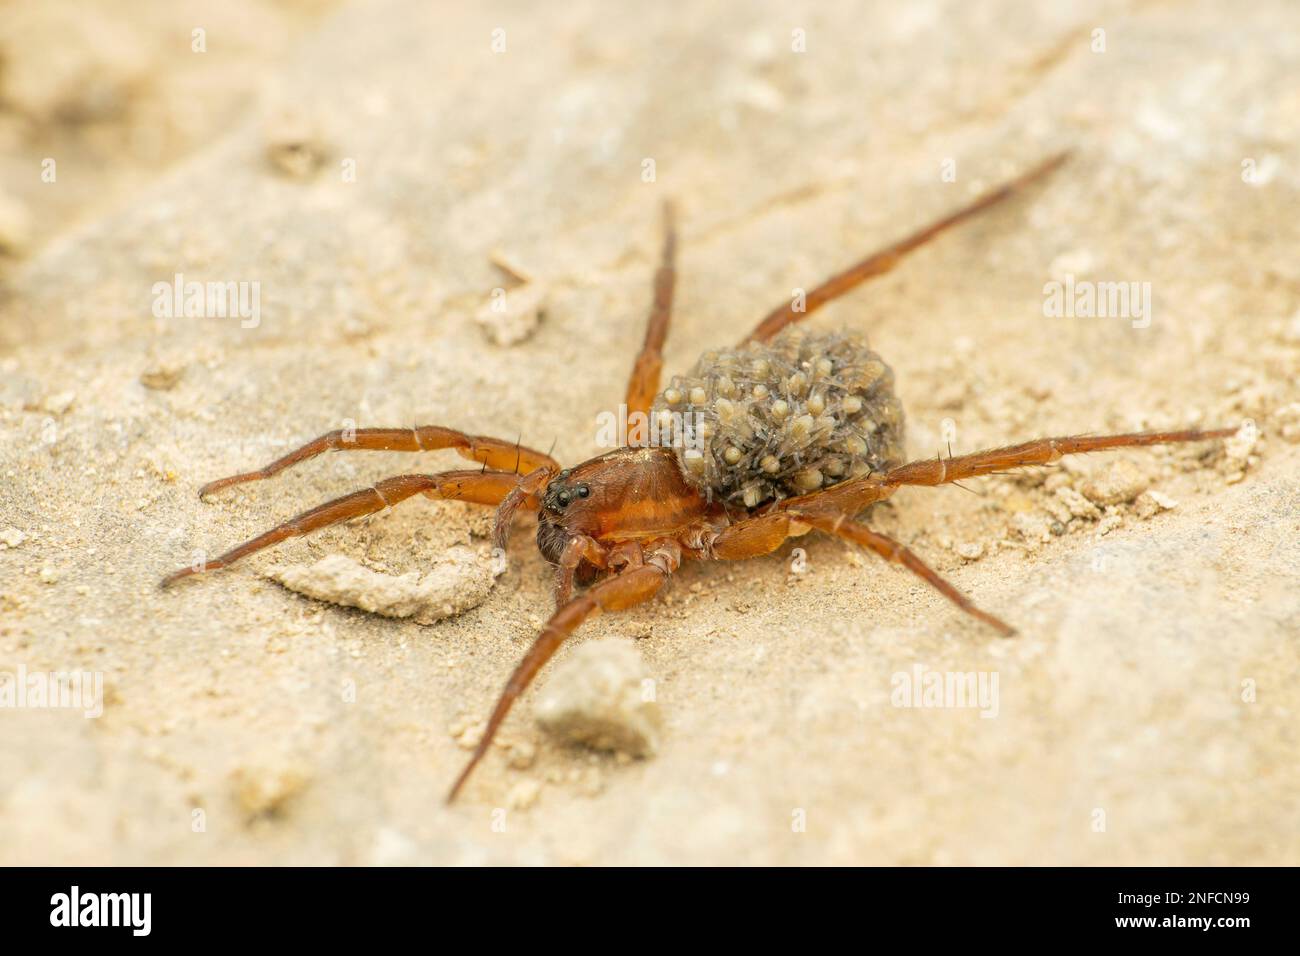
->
(651, 329), (905, 508)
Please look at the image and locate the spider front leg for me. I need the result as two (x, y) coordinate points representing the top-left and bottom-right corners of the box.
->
(447, 541), (680, 803)
(198, 425), (559, 498)
(623, 200), (678, 418)
(161, 469), (523, 587)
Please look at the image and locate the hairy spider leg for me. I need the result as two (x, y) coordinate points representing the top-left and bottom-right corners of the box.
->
(198, 425), (560, 499)
(742, 152), (1070, 344)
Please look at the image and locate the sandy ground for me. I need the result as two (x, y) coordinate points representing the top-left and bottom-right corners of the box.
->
(1, 0), (1297, 865)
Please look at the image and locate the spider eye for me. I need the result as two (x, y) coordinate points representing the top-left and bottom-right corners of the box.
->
(577, 485), (590, 498)
(557, 491), (570, 506)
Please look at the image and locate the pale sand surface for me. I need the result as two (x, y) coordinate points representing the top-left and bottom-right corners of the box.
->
(1, 0), (1297, 864)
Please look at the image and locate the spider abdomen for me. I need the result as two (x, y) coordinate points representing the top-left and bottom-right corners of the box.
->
(651, 329), (905, 508)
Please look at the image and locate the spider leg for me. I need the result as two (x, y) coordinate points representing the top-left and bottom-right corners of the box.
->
(447, 541), (679, 803)
(161, 470), (522, 587)
(709, 509), (806, 560)
(624, 200), (678, 418)
(742, 151), (1069, 344)
(881, 428), (1237, 489)
(809, 431), (1238, 627)
(554, 533), (609, 605)
(491, 465), (556, 554)
(198, 425), (560, 498)
(718, 427), (1238, 631)
(800, 513), (1015, 636)
(775, 427), (1237, 518)
(707, 508), (1010, 634)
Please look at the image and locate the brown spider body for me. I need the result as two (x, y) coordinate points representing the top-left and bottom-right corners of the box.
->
(161, 152), (1240, 803)
(538, 328), (905, 586)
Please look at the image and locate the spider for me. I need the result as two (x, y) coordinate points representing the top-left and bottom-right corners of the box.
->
(162, 152), (1235, 802)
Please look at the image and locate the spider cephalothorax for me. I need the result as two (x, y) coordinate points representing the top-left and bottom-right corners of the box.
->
(161, 152), (1238, 802)
(531, 447), (707, 576)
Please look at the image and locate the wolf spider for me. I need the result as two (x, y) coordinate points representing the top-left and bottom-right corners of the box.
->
(163, 153), (1234, 801)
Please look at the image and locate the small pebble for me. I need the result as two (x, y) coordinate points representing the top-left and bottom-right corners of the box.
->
(1079, 459), (1149, 506)
(1134, 489), (1179, 519)
(265, 110), (329, 179)
(506, 779), (542, 810)
(1053, 486), (1100, 520)
(231, 761), (311, 818)
(456, 721), (485, 750)
(1224, 421), (1258, 463)
(43, 391), (76, 415)
(507, 739), (537, 770)
(140, 360), (186, 390)
(474, 279), (547, 346)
